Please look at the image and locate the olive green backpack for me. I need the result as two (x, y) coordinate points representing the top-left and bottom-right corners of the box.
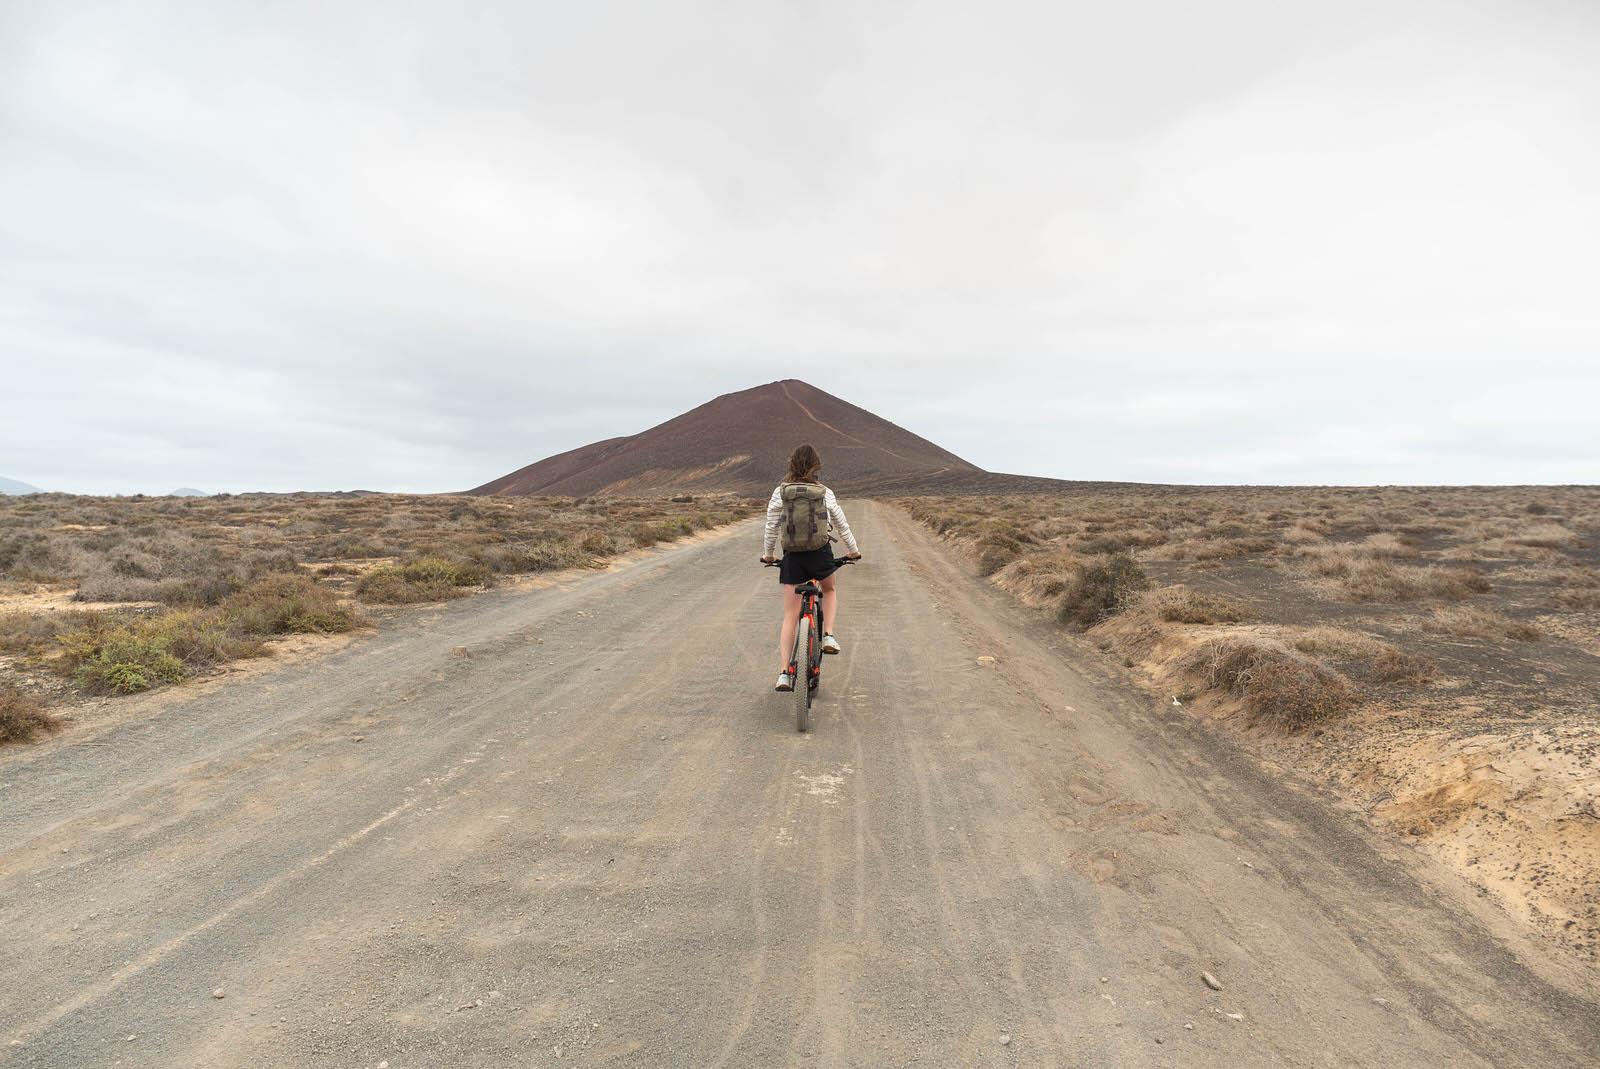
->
(779, 483), (830, 552)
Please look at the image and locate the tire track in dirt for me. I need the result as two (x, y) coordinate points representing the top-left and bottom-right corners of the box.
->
(1, 504), (1595, 1067)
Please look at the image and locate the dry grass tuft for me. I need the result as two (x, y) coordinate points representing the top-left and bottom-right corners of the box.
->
(1305, 556), (1490, 602)
(1153, 587), (1250, 624)
(355, 557), (491, 604)
(1284, 626), (1393, 661)
(1421, 606), (1543, 642)
(1371, 649), (1439, 684)
(1181, 637), (1358, 730)
(1056, 553), (1149, 631)
(0, 683), (59, 743)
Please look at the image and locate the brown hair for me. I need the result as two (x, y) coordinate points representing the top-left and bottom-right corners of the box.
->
(785, 444), (822, 484)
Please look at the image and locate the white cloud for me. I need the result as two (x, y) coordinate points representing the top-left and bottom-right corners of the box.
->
(2, 0), (1596, 492)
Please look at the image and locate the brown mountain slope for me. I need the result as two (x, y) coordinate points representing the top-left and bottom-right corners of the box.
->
(471, 380), (989, 497)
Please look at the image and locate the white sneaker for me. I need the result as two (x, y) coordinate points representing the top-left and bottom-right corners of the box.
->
(775, 672), (794, 692)
(821, 635), (841, 655)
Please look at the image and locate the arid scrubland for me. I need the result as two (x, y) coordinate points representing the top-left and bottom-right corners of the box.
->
(904, 485), (1600, 960)
(0, 492), (755, 738)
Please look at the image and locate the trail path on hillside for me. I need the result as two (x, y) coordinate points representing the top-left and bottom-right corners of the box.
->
(2, 503), (1595, 1067)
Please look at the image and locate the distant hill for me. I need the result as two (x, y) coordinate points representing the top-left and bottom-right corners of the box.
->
(471, 380), (996, 497)
(0, 476), (43, 495)
(169, 488), (211, 497)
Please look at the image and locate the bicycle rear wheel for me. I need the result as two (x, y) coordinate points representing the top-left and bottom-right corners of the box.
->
(794, 610), (815, 732)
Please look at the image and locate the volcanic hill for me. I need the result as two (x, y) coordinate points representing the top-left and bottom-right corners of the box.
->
(472, 380), (1026, 497)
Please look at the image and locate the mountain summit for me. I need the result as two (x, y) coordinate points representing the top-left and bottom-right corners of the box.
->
(471, 380), (983, 497)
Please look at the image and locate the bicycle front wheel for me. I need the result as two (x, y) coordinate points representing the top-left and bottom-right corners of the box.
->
(795, 611), (815, 733)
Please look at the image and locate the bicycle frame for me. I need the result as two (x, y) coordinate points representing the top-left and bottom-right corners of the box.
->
(791, 581), (825, 689)
(763, 557), (858, 730)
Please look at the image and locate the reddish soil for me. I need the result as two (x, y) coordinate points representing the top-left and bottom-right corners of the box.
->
(471, 379), (992, 496)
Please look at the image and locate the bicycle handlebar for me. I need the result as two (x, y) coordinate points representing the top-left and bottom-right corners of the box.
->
(761, 556), (860, 566)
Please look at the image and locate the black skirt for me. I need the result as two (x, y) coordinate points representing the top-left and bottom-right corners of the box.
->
(778, 547), (839, 585)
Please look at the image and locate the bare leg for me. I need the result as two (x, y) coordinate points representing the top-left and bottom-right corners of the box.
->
(777, 584), (801, 673)
(819, 573), (838, 636)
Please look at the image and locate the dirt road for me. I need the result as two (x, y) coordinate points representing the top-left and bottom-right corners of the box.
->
(2, 502), (1595, 1067)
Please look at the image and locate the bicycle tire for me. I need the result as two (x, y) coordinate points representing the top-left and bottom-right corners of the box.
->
(794, 610), (813, 732)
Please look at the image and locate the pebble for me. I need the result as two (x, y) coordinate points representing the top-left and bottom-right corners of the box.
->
(1184, 1022), (1195, 1030)
(1226, 1012), (1244, 1021)
(1202, 971), (1223, 991)
(1099, 976), (1108, 984)
(1372, 997), (1391, 1008)
(998, 1034), (1011, 1046)
(452, 646), (470, 659)
(213, 988), (226, 999)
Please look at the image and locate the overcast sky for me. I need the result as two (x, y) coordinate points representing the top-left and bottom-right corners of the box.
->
(3, 0), (1597, 494)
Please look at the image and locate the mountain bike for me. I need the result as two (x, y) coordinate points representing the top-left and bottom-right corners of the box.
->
(763, 557), (858, 732)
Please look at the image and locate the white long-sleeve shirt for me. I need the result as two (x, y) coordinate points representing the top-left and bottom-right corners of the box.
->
(763, 483), (860, 558)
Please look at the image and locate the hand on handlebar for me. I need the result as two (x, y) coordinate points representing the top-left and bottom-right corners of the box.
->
(761, 556), (777, 564)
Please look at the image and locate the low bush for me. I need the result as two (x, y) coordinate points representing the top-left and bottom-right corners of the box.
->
(1057, 553), (1149, 631)
(1547, 589), (1600, 610)
(977, 543), (1021, 576)
(1077, 536), (1124, 555)
(578, 529), (615, 556)
(1285, 626), (1391, 661)
(1183, 637), (1358, 729)
(1371, 649), (1438, 684)
(630, 522), (687, 548)
(355, 557), (488, 603)
(1313, 559), (1490, 602)
(1193, 536), (1277, 561)
(1157, 589), (1250, 624)
(1422, 606), (1542, 642)
(59, 619), (190, 694)
(0, 684), (59, 744)
(222, 575), (365, 635)
(0, 610), (76, 658)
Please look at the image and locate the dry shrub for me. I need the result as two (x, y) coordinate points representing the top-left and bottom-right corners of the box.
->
(1310, 557), (1489, 602)
(1155, 587), (1250, 624)
(0, 610), (77, 657)
(0, 684), (59, 743)
(356, 557), (488, 603)
(978, 542), (1021, 576)
(55, 608), (278, 695)
(630, 521), (690, 548)
(1077, 536), (1125, 555)
(1057, 553), (1149, 631)
(578, 529), (614, 556)
(58, 618), (191, 694)
(1282, 522), (1327, 543)
(221, 575), (365, 635)
(1194, 536), (1276, 561)
(1182, 637), (1358, 730)
(1423, 606), (1543, 642)
(1505, 523), (1579, 549)
(1363, 533), (1421, 558)
(1371, 649), (1438, 684)
(1546, 589), (1600, 610)
(1285, 626), (1392, 661)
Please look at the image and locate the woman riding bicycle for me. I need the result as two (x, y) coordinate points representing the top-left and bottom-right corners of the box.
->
(761, 444), (861, 692)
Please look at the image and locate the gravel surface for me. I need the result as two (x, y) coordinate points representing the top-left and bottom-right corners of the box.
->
(1, 502), (1595, 1067)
